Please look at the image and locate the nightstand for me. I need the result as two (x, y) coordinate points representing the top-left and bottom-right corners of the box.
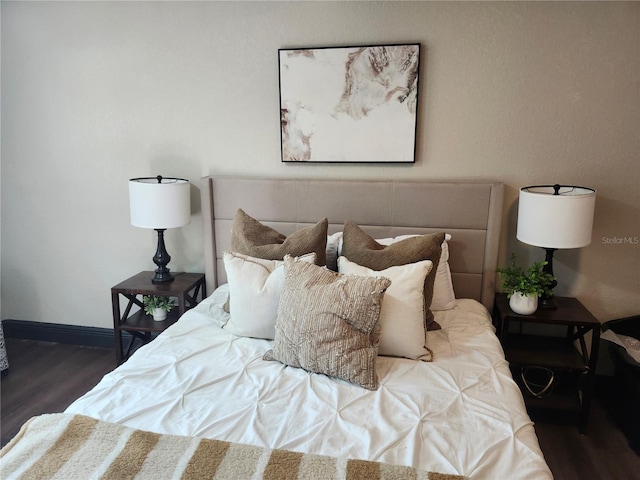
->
(111, 271), (206, 364)
(493, 293), (600, 433)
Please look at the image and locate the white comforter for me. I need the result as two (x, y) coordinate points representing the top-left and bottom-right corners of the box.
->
(67, 286), (551, 479)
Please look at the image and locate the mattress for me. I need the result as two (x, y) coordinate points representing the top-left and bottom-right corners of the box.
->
(66, 285), (552, 479)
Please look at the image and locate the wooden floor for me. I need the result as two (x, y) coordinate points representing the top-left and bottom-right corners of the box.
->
(2, 338), (639, 478)
(1, 338), (115, 448)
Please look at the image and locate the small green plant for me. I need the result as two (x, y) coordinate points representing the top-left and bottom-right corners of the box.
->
(496, 254), (556, 298)
(142, 295), (176, 315)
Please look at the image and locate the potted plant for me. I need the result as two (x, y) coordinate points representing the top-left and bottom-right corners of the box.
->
(142, 295), (176, 321)
(496, 254), (555, 314)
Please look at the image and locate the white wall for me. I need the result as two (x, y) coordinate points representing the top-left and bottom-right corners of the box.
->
(1, 1), (638, 329)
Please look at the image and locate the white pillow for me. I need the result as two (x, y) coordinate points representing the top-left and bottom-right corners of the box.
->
(222, 251), (315, 339)
(338, 256), (433, 360)
(373, 233), (456, 311)
(325, 231), (343, 272)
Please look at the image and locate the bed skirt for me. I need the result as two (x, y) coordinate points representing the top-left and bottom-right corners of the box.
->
(1, 414), (465, 480)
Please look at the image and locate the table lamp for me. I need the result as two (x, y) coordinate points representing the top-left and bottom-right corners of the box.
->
(516, 184), (596, 309)
(129, 176), (191, 283)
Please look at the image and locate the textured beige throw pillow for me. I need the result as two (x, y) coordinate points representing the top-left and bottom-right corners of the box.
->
(231, 209), (328, 266)
(264, 257), (391, 390)
(341, 221), (445, 331)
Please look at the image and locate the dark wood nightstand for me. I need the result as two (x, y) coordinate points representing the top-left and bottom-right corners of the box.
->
(111, 271), (205, 364)
(493, 293), (600, 433)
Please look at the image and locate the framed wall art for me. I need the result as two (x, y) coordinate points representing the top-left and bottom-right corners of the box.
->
(279, 43), (420, 164)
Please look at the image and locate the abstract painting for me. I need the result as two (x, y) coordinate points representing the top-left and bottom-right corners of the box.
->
(279, 44), (420, 163)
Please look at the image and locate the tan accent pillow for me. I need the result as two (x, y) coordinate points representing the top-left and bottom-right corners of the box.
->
(231, 209), (328, 266)
(341, 221), (445, 331)
(264, 256), (391, 390)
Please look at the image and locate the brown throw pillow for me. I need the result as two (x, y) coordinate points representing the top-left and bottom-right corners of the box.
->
(231, 209), (328, 266)
(264, 256), (391, 390)
(341, 221), (445, 331)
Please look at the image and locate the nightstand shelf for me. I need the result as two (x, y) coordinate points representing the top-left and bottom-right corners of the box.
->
(494, 293), (600, 433)
(111, 271), (205, 364)
(118, 309), (180, 333)
(511, 369), (583, 412)
(506, 335), (587, 371)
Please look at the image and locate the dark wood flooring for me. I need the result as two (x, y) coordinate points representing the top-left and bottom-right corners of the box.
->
(1, 338), (639, 478)
(1, 338), (115, 448)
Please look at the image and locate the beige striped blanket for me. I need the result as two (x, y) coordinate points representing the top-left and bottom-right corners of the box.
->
(1, 413), (465, 480)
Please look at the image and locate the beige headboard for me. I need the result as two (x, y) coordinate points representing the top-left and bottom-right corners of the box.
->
(200, 176), (504, 313)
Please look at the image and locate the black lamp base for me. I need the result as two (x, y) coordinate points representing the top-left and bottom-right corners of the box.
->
(539, 295), (557, 310)
(151, 229), (174, 284)
(152, 269), (174, 284)
(539, 247), (558, 309)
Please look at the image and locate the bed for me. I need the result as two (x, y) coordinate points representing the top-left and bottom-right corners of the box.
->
(1, 177), (552, 479)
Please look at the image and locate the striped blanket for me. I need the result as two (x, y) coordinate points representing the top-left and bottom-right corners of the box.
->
(1, 414), (464, 480)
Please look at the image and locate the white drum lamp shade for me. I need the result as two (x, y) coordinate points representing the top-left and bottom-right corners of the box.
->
(129, 177), (191, 229)
(129, 176), (191, 283)
(517, 185), (596, 249)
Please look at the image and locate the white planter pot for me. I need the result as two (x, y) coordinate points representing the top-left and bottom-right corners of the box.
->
(152, 308), (167, 321)
(509, 292), (538, 315)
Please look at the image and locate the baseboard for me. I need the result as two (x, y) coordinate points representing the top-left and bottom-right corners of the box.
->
(2, 320), (114, 349)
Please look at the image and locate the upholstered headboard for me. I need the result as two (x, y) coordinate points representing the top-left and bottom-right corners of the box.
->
(200, 176), (504, 312)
